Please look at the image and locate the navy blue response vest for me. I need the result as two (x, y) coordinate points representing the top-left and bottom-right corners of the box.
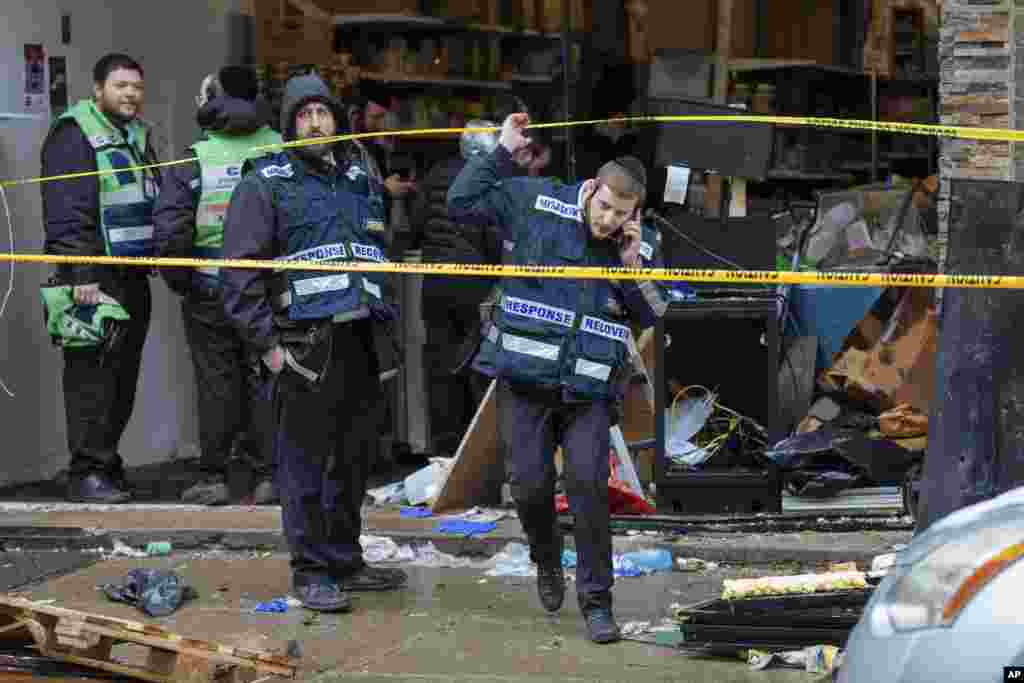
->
(248, 153), (395, 323)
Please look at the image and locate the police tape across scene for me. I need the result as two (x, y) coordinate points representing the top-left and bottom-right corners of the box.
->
(0, 252), (1013, 290)
(2, 113), (1023, 188)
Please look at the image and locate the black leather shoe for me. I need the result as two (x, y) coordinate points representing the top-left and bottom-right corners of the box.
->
(293, 576), (351, 613)
(337, 566), (407, 592)
(67, 473), (131, 504)
(583, 607), (622, 644)
(537, 564), (566, 613)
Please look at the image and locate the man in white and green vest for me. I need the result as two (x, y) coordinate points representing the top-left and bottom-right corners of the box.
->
(41, 53), (161, 503)
(153, 66), (282, 505)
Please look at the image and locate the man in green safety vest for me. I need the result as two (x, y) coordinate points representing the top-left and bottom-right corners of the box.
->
(153, 66), (282, 505)
(41, 53), (161, 503)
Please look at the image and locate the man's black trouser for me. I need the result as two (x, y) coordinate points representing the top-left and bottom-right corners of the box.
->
(423, 309), (489, 456)
(181, 290), (273, 477)
(498, 381), (614, 609)
(274, 318), (382, 578)
(62, 271), (152, 477)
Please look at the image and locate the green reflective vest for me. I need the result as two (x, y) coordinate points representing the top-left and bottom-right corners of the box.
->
(58, 100), (158, 257)
(191, 127), (282, 285)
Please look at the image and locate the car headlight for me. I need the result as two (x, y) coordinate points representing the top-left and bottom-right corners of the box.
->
(879, 518), (1024, 633)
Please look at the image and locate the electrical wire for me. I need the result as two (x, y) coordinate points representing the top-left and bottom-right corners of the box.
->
(0, 184), (15, 398)
(644, 210), (746, 271)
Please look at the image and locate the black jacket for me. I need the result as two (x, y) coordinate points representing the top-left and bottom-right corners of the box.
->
(411, 156), (504, 317)
(153, 96), (272, 297)
(41, 115), (161, 288)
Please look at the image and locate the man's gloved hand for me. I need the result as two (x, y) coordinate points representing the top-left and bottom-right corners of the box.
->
(73, 283), (101, 305)
(262, 345), (285, 374)
(499, 113), (532, 156)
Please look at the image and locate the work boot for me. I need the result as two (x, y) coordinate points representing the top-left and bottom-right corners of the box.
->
(336, 565), (408, 592)
(293, 574), (351, 613)
(67, 472), (131, 504)
(180, 474), (229, 506)
(537, 563), (566, 613)
(251, 479), (279, 505)
(582, 606), (622, 644)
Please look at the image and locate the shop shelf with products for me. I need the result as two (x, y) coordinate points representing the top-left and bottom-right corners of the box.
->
(726, 60), (938, 187)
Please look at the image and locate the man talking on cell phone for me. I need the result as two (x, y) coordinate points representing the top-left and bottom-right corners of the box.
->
(447, 113), (669, 644)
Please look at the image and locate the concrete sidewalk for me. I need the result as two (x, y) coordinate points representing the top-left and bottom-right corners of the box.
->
(0, 504), (912, 567)
(13, 553), (820, 682)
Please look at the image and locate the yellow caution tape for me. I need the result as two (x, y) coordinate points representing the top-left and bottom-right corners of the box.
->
(2, 113), (1015, 289)
(0, 252), (1011, 290)
(0, 113), (1014, 188)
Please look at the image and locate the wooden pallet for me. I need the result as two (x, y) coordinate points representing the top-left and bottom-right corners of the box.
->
(0, 596), (297, 683)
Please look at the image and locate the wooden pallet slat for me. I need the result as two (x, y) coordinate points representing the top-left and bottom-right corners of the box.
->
(0, 596), (298, 682)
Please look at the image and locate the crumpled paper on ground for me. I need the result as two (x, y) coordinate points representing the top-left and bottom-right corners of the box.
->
(747, 645), (843, 674)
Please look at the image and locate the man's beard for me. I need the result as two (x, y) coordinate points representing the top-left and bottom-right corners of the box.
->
(295, 138), (333, 160)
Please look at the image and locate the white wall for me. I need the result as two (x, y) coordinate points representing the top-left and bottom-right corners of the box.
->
(0, 1), (249, 486)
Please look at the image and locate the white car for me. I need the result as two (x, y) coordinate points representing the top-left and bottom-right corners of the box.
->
(838, 486), (1024, 682)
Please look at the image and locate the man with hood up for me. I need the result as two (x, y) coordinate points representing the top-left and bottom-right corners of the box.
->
(153, 66), (282, 506)
(219, 73), (407, 612)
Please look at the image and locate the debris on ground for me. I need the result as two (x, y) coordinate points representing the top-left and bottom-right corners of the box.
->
(433, 519), (498, 537)
(254, 598), (290, 613)
(99, 569), (198, 617)
(400, 506), (433, 518)
(0, 596), (297, 681)
(747, 645), (843, 674)
(144, 541), (172, 556)
(107, 539), (147, 559)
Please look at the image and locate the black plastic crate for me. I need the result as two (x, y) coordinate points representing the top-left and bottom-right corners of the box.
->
(656, 466), (781, 515)
(677, 590), (872, 651)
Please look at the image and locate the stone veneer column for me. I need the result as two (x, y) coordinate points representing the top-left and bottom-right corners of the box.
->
(937, 1), (1013, 269)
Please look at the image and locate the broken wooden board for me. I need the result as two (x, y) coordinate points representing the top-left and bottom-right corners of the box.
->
(0, 597), (297, 683)
(430, 380), (499, 514)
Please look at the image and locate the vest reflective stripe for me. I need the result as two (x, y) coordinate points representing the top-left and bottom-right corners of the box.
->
(291, 273), (351, 297)
(192, 128), (283, 285)
(500, 333), (560, 362)
(59, 100), (155, 257)
(574, 358), (613, 382)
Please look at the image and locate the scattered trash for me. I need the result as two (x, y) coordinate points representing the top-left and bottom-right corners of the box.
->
(747, 645), (843, 674)
(405, 459), (454, 506)
(361, 535), (402, 563)
(400, 507), (433, 519)
(254, 598), (289, 614)
(286, 639), (303, 659)
(145, 541), (172, 556)
(286, 596), (303, 608)
(870, 553), (897, 577)
(665, 392), (717, 466)
(443, 507), (508, 524)
(367, 481), (406, 506)
(615, 549), (674, 577)
(562, 550), (578, 569)
(108, 539), (147, 559)
(621, 621), (652, 637)
(100, 569), (197, 617)
(676, 558), (707, 572)
(485, 543), (535, 577)
(433, 520), (498, 538)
